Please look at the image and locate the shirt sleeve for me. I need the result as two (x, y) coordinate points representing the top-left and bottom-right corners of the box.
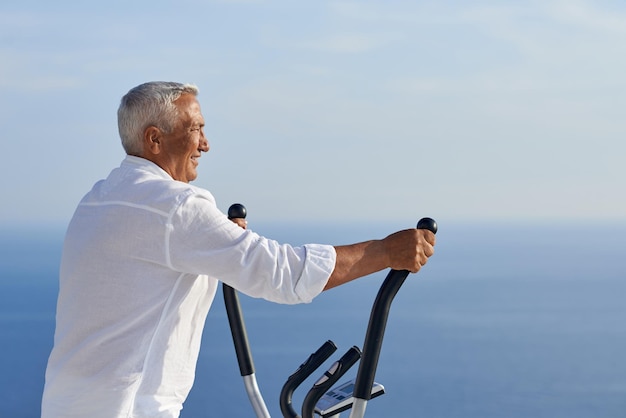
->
(166, 191), (336, 304)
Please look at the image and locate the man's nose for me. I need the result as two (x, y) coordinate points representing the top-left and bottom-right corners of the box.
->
(200, 134), (210, 152)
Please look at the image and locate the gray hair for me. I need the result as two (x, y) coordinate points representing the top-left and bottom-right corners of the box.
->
(117, 81), (199, 155)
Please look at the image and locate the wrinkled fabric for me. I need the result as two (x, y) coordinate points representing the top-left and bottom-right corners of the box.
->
(42, 155), (336, 418)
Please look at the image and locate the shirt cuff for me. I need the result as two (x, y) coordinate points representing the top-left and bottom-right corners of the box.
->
(294, 244), (337, 303)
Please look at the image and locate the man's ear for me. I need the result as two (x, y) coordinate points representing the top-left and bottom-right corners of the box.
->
(143, 126), (162, 155)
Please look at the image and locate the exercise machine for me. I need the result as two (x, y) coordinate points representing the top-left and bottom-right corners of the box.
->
(223, 203), (437, 417)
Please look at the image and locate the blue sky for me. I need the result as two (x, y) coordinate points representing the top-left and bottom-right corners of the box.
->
(1, 0), (625, 225)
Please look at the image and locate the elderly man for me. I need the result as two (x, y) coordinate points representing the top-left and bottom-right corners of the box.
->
(41, 81), (435, 418)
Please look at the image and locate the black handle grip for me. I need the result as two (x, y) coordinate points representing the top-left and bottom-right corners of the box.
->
(228, 203), (247, 219)
(353, 217), (437, 401)
(223, 284), (255, 377)
(280, 340), (338, 418)
(417, 217), (437, 234)
(223, 204), (251, 376)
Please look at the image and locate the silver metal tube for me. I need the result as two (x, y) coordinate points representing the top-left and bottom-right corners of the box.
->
(243, 373), (271, 418)
(348, 399), (368, 418)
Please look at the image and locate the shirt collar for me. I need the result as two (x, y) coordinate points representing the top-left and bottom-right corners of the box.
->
(122, 155), (173, 180)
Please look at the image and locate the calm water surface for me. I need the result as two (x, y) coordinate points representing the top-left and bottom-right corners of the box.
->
(1, 221), (625, 417)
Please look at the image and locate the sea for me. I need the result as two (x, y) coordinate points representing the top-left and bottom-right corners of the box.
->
(1, 220), (625, 418)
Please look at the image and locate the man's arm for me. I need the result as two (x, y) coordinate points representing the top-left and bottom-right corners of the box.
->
(228, 208), (435, 292)
(324, 228), (435, 290)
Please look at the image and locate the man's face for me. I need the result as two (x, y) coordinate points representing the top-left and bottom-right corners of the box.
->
(155, 93), (208, 183)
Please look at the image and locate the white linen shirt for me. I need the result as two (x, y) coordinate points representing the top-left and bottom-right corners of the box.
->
(41, 155), (336, 418)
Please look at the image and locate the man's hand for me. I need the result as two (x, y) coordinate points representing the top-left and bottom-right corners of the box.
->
(326, 227), (436, 290)
(230, 218), (247, 229)
(381, 228), (435, 273)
